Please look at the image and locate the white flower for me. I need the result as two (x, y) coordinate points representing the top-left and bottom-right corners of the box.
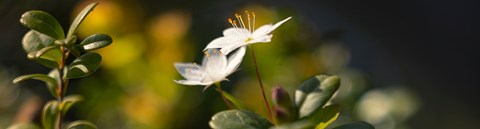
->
(205, 12), (291, 55)
(174, 47), (246, 89)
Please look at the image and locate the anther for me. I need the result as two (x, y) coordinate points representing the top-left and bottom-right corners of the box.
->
(233, 20), (238, 27)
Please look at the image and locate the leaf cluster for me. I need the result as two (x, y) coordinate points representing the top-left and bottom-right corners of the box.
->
(209, 75), (374, 129)
(9, 3), (111, 129)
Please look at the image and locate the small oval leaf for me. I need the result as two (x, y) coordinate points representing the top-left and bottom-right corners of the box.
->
(77, 34), (112, 51)
(66, 52), (102, 79)
(22, 30), (62, 68)
(20, 11), (64, 39)
(60, 95), (84, 116)
(295, 75), (340, 118)
(65, 120), (97, 129)
(209, 110), (273, 129)
(7, 123), (41, 129)
(312, 105), (340, 129)
(332, 122), (375, 129)
(22, 30), (55, 53)
(67, 3), (98, 38)
(13, 74), (58, 98)
(42, 101), (59, 129)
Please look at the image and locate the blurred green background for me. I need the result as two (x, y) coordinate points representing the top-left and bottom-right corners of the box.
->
(1, 0), (478, 129)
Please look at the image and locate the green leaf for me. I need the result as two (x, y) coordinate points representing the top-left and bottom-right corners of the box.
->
(48, 69), (61, 84)
(20, 11), (64, 39)
(22, 30), (55, 53)
(76, 34), (112, 51)
(332, 122), (374, 129)
(42, 101), (59, 129)
(295, 75), (340, 118)
(13, 74), (58, 98)
(66, 52), (102, 79)
(312, 105), (340, 129)
(209, 110), (273, 129)
(60, 95), (84, 116)
(27, 45), (57, 59)
(22, 30), (62, 68)
(7, 123), (41, 129)
(67, 3), (98, 38)
(65, 120), (97, 129)
(269, 120), (313, 129)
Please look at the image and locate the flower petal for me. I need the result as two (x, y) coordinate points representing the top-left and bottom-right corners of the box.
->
(247, 34), (273, 44)
(251, 17), (291, 38)
(174, 63), (206, 81)
(223, 27), (251, 38)
(204, 37), (233, 51)
(271, 17), (292, 31)
(174, 80), (213, 86)
(225, 46), (246, 75)
(219, 43), (245, 55)
(202, 49), (228, 81)
(251, 24), (273, 38)
(204, 36), (245, 52)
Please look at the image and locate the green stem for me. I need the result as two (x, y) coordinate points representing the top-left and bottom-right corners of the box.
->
(248, 46), (273, 121)
(215, 83), (233, 109)
(220, 90), (246, 109)
(56, 46), (69, 129)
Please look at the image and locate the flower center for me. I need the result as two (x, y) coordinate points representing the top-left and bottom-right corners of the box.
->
(245, 37), (253, 42)
(228, 11), (256, 33)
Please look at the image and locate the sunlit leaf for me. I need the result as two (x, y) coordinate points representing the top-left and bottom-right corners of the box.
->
(65, 35), (77, 47)
(66, 52), (102, 79)
(65, 120), (97, 129)
(22, 30), (62, 68)
(7, 123), (41, 129)
(60, 95), (83, 116)
(312, 105), (340, 129)
(48, 69), (60, 84)
(20, 11), (64, 39)
(22, 30), (55, 53)
(332, 122), (374, 129)
(13, 74), (58, 98)
(295, 75), (340, 118)
(209, 110), (273, 129)
(42, 101), (59, 129)
(77, 34), (112, 51)
(67, 3), (98, 38)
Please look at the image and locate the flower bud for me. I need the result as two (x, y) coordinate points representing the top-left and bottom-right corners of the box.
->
(272, 86), (295, 124)
(272, 86), (292, 108)
(274, 106), (291, 124)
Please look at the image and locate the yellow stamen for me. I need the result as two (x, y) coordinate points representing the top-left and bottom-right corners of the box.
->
(246, 11), (251, 32)
(228, 18), (237, 28)
(252, 12), (256, 32)
(236, 13), (246, 29)
(233, 20), (238, 28)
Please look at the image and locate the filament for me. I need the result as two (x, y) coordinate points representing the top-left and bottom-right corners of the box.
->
(246, 11), (251, 32)
(252, 12), (256, 32)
